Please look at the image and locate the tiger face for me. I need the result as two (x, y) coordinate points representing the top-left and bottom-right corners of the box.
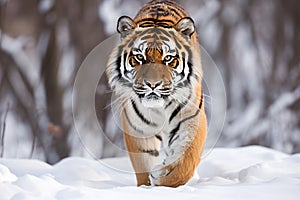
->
(107, 16), (199, 108)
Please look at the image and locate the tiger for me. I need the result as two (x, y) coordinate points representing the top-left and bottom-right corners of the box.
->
(106, 0), (207, 187)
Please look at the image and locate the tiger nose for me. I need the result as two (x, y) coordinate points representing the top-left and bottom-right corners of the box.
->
(144, 80), (162, 89)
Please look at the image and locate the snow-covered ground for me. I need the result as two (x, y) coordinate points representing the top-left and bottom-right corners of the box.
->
(0, 146), (299, 200)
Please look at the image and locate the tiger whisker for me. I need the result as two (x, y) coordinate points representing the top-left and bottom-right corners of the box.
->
(169, 92), (201, 109)
(105, 90), (132, 109)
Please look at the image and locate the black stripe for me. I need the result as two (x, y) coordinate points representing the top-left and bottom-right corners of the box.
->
(179, 92), (203, 124)
(182, 52), (186, 63)
(148, 27), (162, 34)
(182, 108), (200, 124)
(168, 92), (204, 147)
(168, 89), (192, 123)
(168, 7), (183, 18)
(139, 23), (153, 27)
(128, 40), (134, 48)
(183, 45), (193, 82)
(142, 149), (159, 157)
(168, 123), (181, 146)
(115, 56), (122, 80)
(115, 45), (124, 80)
(169, 105), (181, 123)
(137, 18), (176, 25)
(124, 108), (144, 133)
(159, 36), (170, 41)
(199, 92), (204, 110)
(127, 35), (137, 48)
(159, 28), (172, 38)
(181, 52), (186, 79)
(132, 48), (142, 53)
(155, 134), (162, 141)
(165, 99), (174, 109)
(155, 7), (171, 16)
(187, 62), (193, 83)
(141, 35), (152, 40)
(122, 51), (127, 72)
(131, 99), (157, 126)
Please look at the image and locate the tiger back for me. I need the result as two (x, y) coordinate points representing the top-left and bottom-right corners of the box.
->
(106, 0), (207, 187)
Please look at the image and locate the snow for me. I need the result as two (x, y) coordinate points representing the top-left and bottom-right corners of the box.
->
(1, 146), (299, 200)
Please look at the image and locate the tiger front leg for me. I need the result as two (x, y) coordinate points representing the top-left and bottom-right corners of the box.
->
(150, 111), (207, 187)
(150, 136), (198, 187)
(150, 134), (203, 187)
(123, 132), (161, 186)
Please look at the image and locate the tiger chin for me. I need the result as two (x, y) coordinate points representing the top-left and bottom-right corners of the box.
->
(106, 0), (207, 187)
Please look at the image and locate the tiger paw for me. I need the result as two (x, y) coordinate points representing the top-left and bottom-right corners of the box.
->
(150, 164), (174, 186)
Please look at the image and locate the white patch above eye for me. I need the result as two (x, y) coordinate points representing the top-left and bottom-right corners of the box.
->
(133, 37), (147, 52)
(162, 44), (170, 55)
(162, 40), (176, 52)
(131, 38), (148, 65)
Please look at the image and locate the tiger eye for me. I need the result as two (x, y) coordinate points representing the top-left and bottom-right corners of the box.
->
(135, 54), (144, 61)
(164, 55), (172, 62)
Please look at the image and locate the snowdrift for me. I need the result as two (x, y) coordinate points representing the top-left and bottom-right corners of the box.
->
(1, 146), (299, 200)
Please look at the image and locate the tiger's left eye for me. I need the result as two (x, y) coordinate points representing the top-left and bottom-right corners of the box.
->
(164, 55), (173, 62)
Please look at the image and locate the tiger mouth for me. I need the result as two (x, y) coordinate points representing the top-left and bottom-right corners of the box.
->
(133, 85), (173, 96)
(146, 93), (159, 99)
(133, 83), (173, 108)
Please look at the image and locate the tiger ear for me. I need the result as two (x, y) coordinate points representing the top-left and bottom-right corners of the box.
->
(117, 16), (136, 39)
(174, 17), (195, 38)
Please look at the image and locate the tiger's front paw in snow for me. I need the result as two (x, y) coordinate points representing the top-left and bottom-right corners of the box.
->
(149, 154), (197, 187)
(150, 163), (176, 186)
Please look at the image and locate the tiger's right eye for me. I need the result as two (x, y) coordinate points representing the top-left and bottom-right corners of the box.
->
(135, 54), (144, 62)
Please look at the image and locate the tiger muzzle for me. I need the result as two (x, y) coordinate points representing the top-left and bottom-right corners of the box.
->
(133, 63), (173, 107)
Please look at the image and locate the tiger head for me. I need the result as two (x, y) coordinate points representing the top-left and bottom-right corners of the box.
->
(107, 16), (201, 108)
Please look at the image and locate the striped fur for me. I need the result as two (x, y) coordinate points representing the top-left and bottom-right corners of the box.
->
(106, 0), (207, 187)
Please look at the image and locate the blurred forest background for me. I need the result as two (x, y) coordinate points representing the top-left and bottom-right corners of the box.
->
(0, 0), (299, 164)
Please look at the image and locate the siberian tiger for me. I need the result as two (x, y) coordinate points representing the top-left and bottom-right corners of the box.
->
(106, 0), (207, 187)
